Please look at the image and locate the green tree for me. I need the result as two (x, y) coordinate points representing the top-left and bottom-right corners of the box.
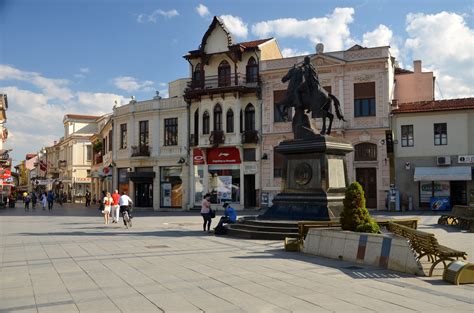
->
(340, 182), (379, 233)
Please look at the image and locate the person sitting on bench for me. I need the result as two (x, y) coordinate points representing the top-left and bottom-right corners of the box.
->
(214, 202), (237, 234)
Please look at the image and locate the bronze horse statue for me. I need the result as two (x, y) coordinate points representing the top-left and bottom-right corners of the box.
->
(277, 60), (345, 138)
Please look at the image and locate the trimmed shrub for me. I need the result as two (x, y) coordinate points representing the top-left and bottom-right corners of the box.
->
(340, 182), (379, 233)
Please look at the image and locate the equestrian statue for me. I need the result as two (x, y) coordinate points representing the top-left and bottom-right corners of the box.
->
(277, 56), (345, 138)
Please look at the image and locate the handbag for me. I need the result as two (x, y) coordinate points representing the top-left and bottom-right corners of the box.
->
(210, 209), (216, 219)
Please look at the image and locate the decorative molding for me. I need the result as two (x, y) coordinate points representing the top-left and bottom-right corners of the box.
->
(353, 74), (375, 82)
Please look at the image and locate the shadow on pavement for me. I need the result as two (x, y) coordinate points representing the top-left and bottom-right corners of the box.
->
(17, 230), (210, 238)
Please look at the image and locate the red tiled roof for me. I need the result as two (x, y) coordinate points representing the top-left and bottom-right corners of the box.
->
(65, 114), (100, 120)
(238, 38), (273, 48)
(395, 67), (413, 75)
(392, 98), (474, 114)
(25, 153), (37, 160)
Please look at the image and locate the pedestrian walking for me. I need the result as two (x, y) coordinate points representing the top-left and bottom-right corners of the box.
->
(47, 190), (55, 211)
(102, 192), (112, 224)
(111, 189), (121, 223)
(24, 193), (31, 211)
(31, 192), (37, 209)
(41, 192), (47, 210)
(200, 193), (212, 232)
(85, 190), (91, 207)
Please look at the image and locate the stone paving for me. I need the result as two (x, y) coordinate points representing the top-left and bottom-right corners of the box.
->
(0, 204), (473, 313)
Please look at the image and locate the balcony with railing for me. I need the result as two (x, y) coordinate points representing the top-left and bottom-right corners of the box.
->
(241, 130), (259, 144)
(131, 145), (151, 157)
(185, 73), (259, 99)
(209, 130), (225, 146)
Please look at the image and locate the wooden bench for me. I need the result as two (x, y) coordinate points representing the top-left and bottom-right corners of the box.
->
(376, 218), (419, 230)
(298, 220), (341, 240)
(388, 222), (467, 276)
(438, 205), (474, 230)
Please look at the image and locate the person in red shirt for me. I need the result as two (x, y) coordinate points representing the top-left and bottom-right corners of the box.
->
(111, 189), (121, 224)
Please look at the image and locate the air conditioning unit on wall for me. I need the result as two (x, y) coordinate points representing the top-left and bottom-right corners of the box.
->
(458, 155), (474, 164)
(437, 156), (451, 166)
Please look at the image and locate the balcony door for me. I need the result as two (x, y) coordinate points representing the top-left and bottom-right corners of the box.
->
(218, 60), (231, 87)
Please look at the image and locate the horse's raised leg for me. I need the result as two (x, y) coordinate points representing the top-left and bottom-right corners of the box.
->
(320, 116), (326, 135)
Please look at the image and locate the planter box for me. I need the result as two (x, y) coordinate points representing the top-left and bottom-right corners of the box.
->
(302, 229), (424, 276)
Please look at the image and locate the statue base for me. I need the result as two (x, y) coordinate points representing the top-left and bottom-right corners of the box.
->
(260, 135), (353, 221)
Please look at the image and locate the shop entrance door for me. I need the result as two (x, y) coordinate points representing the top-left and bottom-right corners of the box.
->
(244, 175), (256, 208)
(451, 181), (467, 206)
(135, 182), (153, 207)
(356, 168), (377, 208)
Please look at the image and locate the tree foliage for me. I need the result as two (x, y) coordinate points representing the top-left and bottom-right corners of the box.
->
(340, 182), (379, 233)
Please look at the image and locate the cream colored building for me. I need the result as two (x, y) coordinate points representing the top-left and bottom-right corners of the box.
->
(90, 114), (113, 201)
(392, 99), (474, 209)
(112, 80), (189, 210)
(260, 44), (396, 210)
(57, 114), (98, 202)
(184, 16), (282, 210)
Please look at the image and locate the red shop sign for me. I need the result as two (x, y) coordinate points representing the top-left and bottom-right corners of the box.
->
(193, 149), (205, 165)
(207, 147), (241, 165)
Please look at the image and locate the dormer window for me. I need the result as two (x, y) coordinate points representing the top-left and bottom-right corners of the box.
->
(246, 57), (258, 83)
(218, 60), (231, 87)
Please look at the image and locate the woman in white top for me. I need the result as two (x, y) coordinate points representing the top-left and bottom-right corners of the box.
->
(200, 193), (212, 232)
(102, 192), (113, 224)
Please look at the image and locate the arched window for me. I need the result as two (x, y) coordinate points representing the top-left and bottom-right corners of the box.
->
(354, 143), (377, 161)
(213, 104), (222, 131)
(193, 63), (203, 87)
(239, 109), (243, 133)
(218, 60), (231, 87)
(226, 109), (234, 133)
(246, 57), (258, 83)
(202, 111), (210, 134)
(194, 109), (199, 140)
(244, 104), (255, 131)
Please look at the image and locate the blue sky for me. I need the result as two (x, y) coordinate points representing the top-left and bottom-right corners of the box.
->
(1, 0), (473, 163)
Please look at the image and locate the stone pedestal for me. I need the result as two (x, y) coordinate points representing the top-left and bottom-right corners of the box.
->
(261, 135), (353, 220)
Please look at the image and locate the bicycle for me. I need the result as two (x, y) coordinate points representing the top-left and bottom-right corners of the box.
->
(122, 205), (133, 229)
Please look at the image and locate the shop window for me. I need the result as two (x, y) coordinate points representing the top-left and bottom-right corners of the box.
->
(245, 103), (255, 131)
(214, 104), (222, 131)
(164, 118), (178, 146)
(117, 168), (129, 194)
(226, 109), (234, 133)
(194, 166), (204, 205)
(274, 90), (292, 122)
(120, 123), (127, 149)
(354, 82), (376, 117)
(354, 143), (377, 161)
(274, 148), (284, 178)
(218, 60), (231, 87)
(139, 120), (149, 147)
(434, 123), (447, 146)
(243, 148), (256, 161)
(246, 57), (258, 83)
(203, 111), (210, 134)
(108, 130), (113, 152)
(160, 167), (182, 208)
(401, 125), (414, 147)
(208, 167), (240, 204)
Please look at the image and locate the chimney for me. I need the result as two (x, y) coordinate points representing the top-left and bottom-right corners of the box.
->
(414, 60), (422, 73)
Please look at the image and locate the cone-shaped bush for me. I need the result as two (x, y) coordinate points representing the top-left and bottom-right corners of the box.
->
(340, 182), (379, 233)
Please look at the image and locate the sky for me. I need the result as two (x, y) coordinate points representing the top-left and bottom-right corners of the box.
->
(1, 0), (473, 164)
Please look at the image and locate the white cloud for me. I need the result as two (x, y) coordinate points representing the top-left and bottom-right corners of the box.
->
(137, 9), (179, 23)
(196, 4), (210, 17)
(0, 65), (126, 162)
(404, 11), (474, 98)
(113, 76), (154, 92)
(220, 15), (248, 39)
(79, 67), (90, 74)
(251, 7), (355, 51)
(281, 48), (310, 58)
(362, 24), (401, 62)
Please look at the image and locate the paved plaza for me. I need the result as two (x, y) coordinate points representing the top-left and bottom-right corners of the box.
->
(1, 204), (473, 313)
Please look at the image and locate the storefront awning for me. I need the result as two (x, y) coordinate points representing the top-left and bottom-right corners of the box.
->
(414, 166), (472, 181)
